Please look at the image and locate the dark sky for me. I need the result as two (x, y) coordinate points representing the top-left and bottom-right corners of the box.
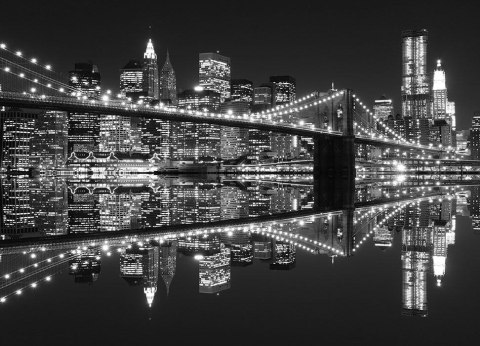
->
(1, 0), (479, 129)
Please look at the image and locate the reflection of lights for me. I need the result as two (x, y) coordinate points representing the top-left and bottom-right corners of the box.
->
(194, 254), (204, 261)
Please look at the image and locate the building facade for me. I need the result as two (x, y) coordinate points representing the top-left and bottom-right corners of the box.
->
(159, 51), (177, 105)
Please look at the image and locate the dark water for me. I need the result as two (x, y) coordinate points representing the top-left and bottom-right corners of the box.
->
(0, 177), (479, 345)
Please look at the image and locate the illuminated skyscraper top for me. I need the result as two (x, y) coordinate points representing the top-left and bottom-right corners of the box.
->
(432, 59), (447, 120)
(143, 39), (160, 101)
(144, 39), (157, 60)
(401, 29), (429, 118)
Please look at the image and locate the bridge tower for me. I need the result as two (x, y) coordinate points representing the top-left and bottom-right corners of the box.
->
(314, 89), (355, 210)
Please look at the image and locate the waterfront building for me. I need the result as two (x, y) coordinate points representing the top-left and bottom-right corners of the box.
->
(0, 109), (37, 173)
(401, 29), (429, 118)
(67, 112), (100, 153)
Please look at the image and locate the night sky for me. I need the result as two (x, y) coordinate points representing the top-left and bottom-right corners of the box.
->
(1, 0), (479, 129)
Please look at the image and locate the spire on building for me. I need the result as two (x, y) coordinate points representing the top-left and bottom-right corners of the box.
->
(144, 39), (157, 60)
(433, 59), (446, 91)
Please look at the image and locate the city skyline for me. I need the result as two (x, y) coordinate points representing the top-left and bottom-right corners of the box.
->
(1, 1), (478, 129)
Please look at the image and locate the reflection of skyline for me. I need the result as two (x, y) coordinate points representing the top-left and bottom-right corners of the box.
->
(0, 185), (466, 317)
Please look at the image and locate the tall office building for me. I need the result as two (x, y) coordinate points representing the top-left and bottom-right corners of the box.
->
(401, 29), (429, 118)
(119, 59), (144, 100)
(253, 84), (274, 109)
(471, 112), (480, 160)
(69, 62), (101, 98)
(141, 118), (171, 158)
(31, 111), (68, 170)
(143, 39), (160, 101)
(159, 51), (177, 105)
(231, 79), (253, 103)
(0, 110), (37, 173)
(199, 52), (231, 102)
(176, 88), (222, 161)
(373, 97), (393, 122)
(99, 115), (132, 152)
(432, 59), (447, 120)
(270, 76), (296, 105)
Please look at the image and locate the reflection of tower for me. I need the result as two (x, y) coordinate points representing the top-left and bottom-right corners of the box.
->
(401, 227), (431, 317)
(199, 247), (231, 294)
(253, 239), (273, 260)
(220, 231), (253, 266)
(120, 244), (159, 307)
(270, 240), (296, 270)
(469, 186), (480, 232)
(432, 221), (447, 287)
(69, 248), (101, 283)
(159, 241), (177, 296)
(67, 192), (100, 234)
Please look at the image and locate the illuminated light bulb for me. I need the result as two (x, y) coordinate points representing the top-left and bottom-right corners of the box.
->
(19, 73), (25, 78)
(47, 83), (52, 88)
(16, 51), (22, 56)
(16, 290), (22, 295)
(31, 283), (37, 288)
(30, 253), (36, 259)
(4, 274), (10, 279)
(31, 58), (37, 63)
(19, 268), (25, 273)
(0, 297), (5, 303)
(45, 276), (51, 281)
(59, 88), (64, 92)
(4, 67), (10, 72)
(0, 43), (6, 49)
(30, 88), (36, 93)
(45, 64), (51, 70)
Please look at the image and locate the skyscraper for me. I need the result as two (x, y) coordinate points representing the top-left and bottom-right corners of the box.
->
(199, 52), (231, 102)
(373, 97), (393, 122)
(230, 79), (253, 103)
(471, 112), (480, 160)
(270, 76), (296, 105)
(119, 59), (144, 101)
(401, 29), (429, 118)
(69, 62), (101, 98)
(143, 39), (160, 101)
(432, 59), (447, 120)
(159, 50), (177, 105)
(198, 247), (231, 294)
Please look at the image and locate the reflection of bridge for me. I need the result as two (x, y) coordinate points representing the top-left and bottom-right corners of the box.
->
(0, 192), (448, 257)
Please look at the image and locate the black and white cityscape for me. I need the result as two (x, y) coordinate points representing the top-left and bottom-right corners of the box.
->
(1, 1), (480, 345)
